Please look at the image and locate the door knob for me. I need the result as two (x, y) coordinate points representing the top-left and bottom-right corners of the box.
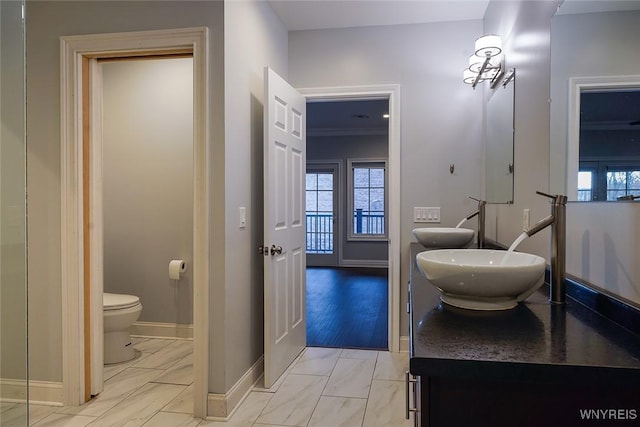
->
(270, 245), (283, 255)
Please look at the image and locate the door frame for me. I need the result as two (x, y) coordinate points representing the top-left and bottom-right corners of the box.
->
(305, 161), (342, 267)
(299, 85), (401, 352)
(60, 27), (210, 417)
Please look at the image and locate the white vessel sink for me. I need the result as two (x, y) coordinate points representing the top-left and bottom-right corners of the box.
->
(416, 249), (546, 310)
(412, 227), (474, 248)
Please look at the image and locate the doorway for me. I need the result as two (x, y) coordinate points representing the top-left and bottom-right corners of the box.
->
(60, 28), (209, 416)
(305, 97), (392, 350)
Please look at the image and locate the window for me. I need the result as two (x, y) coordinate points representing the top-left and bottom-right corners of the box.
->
(577, 170), (594, 201)
(606, 169), (640, 201)
(305, 172), (334, 254)
(348, 160), (387, 240)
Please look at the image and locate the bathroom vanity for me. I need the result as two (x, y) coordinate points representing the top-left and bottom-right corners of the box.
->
(408, 243), (640, 427)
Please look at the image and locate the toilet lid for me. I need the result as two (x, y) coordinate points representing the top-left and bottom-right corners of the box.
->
(103, 292), (141, 311)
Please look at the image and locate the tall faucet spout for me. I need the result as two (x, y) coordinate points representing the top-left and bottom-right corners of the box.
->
(468, 197), (486, 249)
(465, 210), (479, 220)
(525, 215), (554, 237)
(530, 191), (568, 304)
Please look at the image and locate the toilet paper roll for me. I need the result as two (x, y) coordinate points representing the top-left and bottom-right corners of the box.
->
(169, 260), (187, 280)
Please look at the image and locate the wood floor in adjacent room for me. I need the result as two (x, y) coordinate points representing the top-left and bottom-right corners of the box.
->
(306, 267), (389, 350)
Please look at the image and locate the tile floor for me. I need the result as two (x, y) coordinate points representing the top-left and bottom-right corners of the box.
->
(2, 338), (412, 427)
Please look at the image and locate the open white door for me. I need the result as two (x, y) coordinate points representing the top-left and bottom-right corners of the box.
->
(263, 67), (306, 388)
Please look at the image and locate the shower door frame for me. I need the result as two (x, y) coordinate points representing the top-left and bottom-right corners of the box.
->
(60, 27), (210, 417)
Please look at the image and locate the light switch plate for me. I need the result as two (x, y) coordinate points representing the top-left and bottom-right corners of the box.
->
(414, 207), (440, 223)
(238, 206), (247, 229)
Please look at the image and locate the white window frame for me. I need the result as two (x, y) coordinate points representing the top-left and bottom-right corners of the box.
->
(347, 158), (388, 241)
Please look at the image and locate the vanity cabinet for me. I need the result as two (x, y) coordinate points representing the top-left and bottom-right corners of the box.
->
(408, 243), (640, 427)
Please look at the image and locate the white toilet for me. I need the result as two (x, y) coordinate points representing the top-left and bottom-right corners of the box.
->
(103, 292), (143, 364)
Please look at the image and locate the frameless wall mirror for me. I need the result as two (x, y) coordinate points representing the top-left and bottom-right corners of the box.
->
(485, 69), (515, 204)
(550, 0), (640, 201)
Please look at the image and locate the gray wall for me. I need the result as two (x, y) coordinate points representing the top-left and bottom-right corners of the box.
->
(307, 133), (389, 263)
(289, 20), (485, 335)
(102, 58), (193, 325)
(1, 0), (27, 384)
(220, 0), (288, 393)
(24, 0), (286, 398)
(549, 9), (640, 305)
(26, 0), (225, 385)
(482, 0), (560, 257)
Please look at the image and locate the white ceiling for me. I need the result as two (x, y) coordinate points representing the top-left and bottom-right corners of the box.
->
(266, 0), (640, 32)
(267, 0), (490, 31)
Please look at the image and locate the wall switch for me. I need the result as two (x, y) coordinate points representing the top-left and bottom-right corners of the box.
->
(238, 207), (247, 229)
(523, 208), (530, 230)
(414, 207), (440, 223)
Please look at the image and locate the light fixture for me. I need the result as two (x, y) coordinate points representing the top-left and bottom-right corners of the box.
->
(463, 34), (505, 89)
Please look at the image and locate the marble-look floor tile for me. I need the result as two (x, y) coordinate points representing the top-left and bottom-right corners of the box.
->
(103, 362), (130, 381)
(307, 396), (366, 427)
(29, 404), (59, 425)
(88, 382), (186, 427)
(255, 374), (327, 426)
(340, 349), (379, 360)
(1, 402), (29, 427)
(153, 353), (193, 385)
(104, 349), (152, 380)
(132, 340), (192, 370)
(57, 367), (163, 417)
(31, 413), (96, 427)
(323, 358), (375, 398)
(373, 351), (408, 381)
(362, 380), (412, 427)
(252, 350), (303, 393)
(0, 402), (58, 426)
(131, 337), (178, 354)
(199, 391), (272, 426)
(288, 347), (341, 376)
(140, 411), (200, 427)
(162, 384), (193, 414)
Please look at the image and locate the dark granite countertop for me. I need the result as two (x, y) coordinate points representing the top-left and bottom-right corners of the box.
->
(408, 243), (640, 386)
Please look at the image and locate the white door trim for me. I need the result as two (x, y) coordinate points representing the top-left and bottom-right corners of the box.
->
(298, 85), (401, 352)
(60, 27), (210, 417)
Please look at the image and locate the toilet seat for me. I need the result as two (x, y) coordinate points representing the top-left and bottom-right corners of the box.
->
(103, 292), (141, 311)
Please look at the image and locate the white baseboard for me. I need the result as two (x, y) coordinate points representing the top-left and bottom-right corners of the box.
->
(341, 259), (389, 268)
(206, 356), (264, 420)
(400, 335), (409, 353)
(130, 321), (193, 339)
(0, 379), (63, 406)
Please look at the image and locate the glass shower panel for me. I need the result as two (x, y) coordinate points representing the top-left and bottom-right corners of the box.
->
(0, 0), (28, 425)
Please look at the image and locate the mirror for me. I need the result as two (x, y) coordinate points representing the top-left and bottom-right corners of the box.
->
(486, 69), (515, 204)
(549, 1), (640, 201)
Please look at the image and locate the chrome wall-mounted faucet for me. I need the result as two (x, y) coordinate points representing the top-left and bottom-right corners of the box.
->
(525, 191), (568, 304)
(466, 197), (486, 249)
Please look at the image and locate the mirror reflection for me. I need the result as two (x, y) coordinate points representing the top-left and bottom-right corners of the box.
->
(549, 0), (640, 201)
(577, 89), (640, 201)
(485, 69), (515, 204)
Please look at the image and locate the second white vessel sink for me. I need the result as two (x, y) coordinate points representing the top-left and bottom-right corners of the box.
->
(416, 249), (546, 310)
(412, 227), (474, 248)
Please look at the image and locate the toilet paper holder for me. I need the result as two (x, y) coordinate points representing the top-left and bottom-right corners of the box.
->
(169, 259), (187, 280)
